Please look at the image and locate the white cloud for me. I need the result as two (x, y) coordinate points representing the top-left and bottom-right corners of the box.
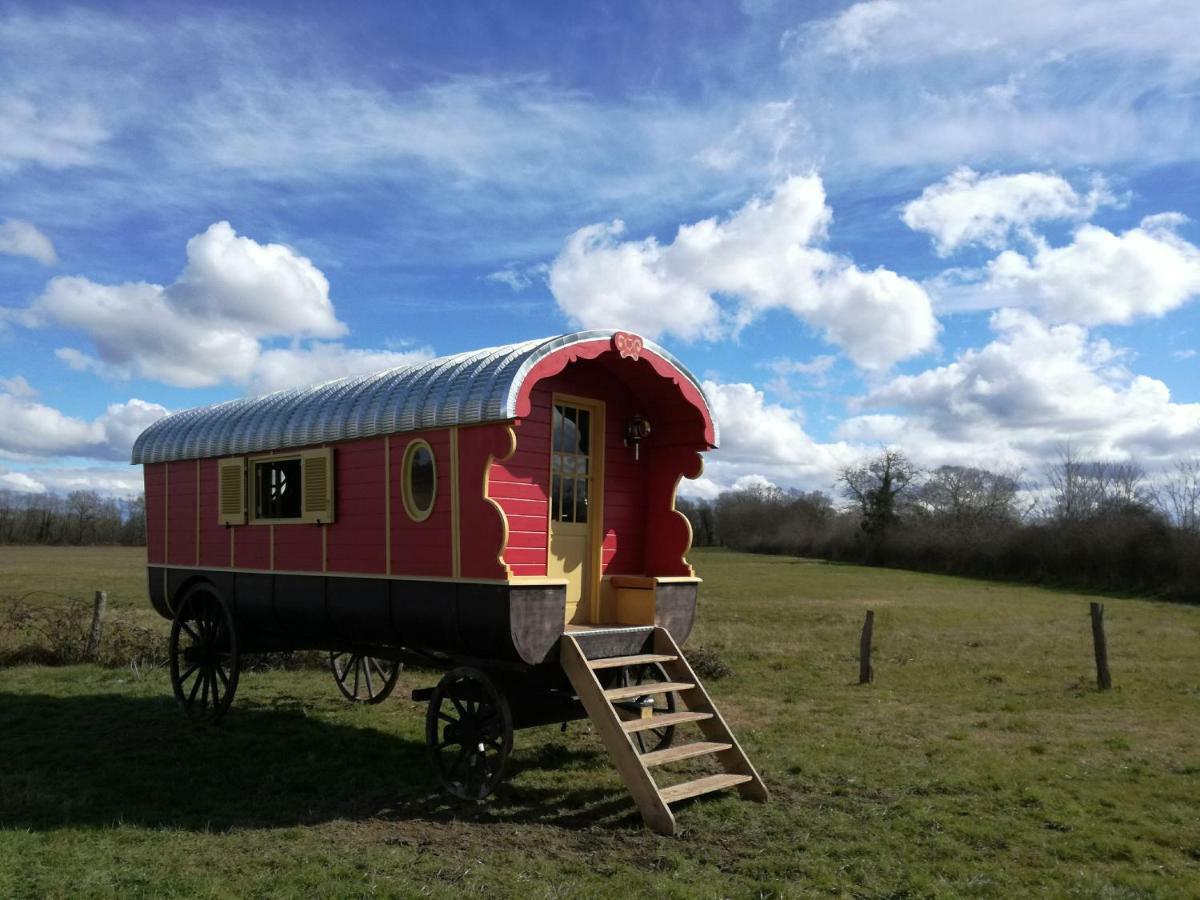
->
(902, 167), (1115, 255)
(14, 221), (362, 388)
(1, 464), (143, 497)
(550, 176), (939, 369)
(1173, 349), (1197, 360)
(805, 1), (1200, 69)
(848, 309), (1200, 466)
(0, 218), (57, 264)
(937, 213), (1200, 325)
(691, 379), (860, 495)
(0, 384), (168, 462)
(249, 343), (435, 395)
(0, 469), (46, 493)
(0, 94), (108, 171)
(0, 375), (37, 399)
(484, 263), (548, 292)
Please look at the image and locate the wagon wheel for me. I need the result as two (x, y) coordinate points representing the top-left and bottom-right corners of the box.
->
(616, 662), (677, 754)
(329, 652), (401, 704)
(426, 667), (514, 802)
(169, 583), (240, 725)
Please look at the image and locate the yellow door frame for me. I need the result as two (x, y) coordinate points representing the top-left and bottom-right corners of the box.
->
(546, 392), (606, 625)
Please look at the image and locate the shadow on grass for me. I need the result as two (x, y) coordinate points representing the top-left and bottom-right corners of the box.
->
(0, 692), (637, 833)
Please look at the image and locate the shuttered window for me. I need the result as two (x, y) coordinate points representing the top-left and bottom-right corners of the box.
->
(237, 448), (335, 525)
(301, 449), (334, 523)
(218, 458), (246, 525)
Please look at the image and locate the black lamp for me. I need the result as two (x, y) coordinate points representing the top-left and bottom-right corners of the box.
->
(624, 414), (652, 461)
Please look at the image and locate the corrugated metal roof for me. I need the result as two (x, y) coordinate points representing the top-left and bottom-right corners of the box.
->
(131, 330), (716, 464)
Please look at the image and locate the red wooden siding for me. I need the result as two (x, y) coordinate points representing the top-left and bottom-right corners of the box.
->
(166, 460), (198, 567)
(233, 517), (270, 569)
(144, 462), (165, 565)
(458, 423), (515, 580)
(493, 403), (551, 577)
(197, 458), (230, 568)
(390, 430), (454, 577)
(272, 523), (324, 572)
(327, 438), (387, 574)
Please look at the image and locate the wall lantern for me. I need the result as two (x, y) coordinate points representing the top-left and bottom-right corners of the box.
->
(624, 414), (652, 461)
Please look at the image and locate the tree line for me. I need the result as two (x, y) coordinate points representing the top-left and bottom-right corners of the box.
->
(0, 490), (146, 546)
(679, 449), (1200, 602)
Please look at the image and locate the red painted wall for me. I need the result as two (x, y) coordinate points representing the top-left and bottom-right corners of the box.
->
(390, 430), (454, 577)
(145, 462), (165, 565)
(494, 361), (651, 578)
(197, 459), (231, 568)
(165, 461), (198, 566)
(273, 523), (324, 572)
(233, 516), (270, 570)
(327, 438), (387, 574)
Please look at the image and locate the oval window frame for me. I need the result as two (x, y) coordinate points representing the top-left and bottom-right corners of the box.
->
(402, 439), (437, 523)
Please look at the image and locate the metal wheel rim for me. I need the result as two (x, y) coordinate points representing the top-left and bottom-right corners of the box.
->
(169, 585), (240, 725)
(329, 652), (401, 704)
(622, 662), (677, 753)
(426, 666), (513, 802)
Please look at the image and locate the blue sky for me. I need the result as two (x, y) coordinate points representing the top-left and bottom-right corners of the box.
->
(1, 1), (1199, 497)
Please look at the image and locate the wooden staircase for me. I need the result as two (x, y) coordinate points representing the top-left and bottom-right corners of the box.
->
(560, 626), (768, 835)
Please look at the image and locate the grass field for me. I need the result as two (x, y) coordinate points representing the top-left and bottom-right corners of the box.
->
(1, 546), (1198, 898)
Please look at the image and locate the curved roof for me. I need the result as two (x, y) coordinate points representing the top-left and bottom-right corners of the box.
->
(131, 330), (717, 464)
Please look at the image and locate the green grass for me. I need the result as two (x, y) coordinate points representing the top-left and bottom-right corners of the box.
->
(2, 547), (1199, 898)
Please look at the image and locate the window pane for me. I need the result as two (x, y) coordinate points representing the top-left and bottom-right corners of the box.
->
(255, 458), (302, 519)
(551, 473), (561, 521)
(561, 476), (575, 522)
(407, 444), (436, 516)
(576, 477), (588, 523)
(554, 404), (579, 453)
(576, 408), (590, 456)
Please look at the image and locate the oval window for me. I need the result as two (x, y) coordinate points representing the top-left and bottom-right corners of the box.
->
(403, 440), (437, 522)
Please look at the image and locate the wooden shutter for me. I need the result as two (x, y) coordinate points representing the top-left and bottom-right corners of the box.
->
(218, 458), (246, 525)
(302, 448), (335, 524)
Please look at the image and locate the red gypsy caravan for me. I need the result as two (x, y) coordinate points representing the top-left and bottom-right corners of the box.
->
(132, 329), (766, 833)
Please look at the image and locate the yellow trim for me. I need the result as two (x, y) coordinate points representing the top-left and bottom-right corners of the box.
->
(400, 438), (438, 523)
(246, 450), (332, 525)
(450, 427), (461, 578)
(384, 435), (392, 574)
(481, 425), (517, 578)
(547, 393), (606, 625)
(670, 453), (700, 577)
(149, 562), (570, 587)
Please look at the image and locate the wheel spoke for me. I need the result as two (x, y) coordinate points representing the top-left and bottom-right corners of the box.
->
(352, 656), (361, 697)
(187, 667), (204, 706)
(180, 619), (201, 644)
(363, 658), (375, 697)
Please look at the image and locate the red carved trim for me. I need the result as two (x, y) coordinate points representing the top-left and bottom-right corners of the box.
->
(612, 331), (643, 360)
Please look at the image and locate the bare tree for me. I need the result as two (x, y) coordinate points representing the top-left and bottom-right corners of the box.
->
(1154, 458), (1200, 534)
(840, 449), (918, 536)
(65, 490), (103, 545)
(916, 465), (1022, 529)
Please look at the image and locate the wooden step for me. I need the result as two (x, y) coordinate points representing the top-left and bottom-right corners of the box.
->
(621, 710), (713, 734)
(639, 741), (732, 767)
(659, 773), (752, 805)
(603, 681), (694, 702)
(587, 653), (678, 670)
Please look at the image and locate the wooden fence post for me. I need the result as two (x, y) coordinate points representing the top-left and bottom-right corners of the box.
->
(1090, 602), (1112, 691)
(87, 590), (106, 661)
(859, 610), (875, 685)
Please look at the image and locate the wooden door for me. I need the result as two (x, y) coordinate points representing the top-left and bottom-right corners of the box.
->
(548, 397), (603, 625)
